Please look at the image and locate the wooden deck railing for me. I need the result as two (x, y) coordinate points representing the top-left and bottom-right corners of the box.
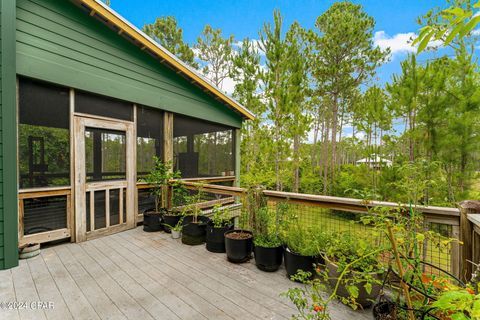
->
(179, 181), (469, 279)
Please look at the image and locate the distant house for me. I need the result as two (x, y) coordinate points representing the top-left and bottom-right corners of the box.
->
(356, 154), (392, 169)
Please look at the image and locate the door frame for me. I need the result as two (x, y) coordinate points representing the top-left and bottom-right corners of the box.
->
(73, 115), (135, 242)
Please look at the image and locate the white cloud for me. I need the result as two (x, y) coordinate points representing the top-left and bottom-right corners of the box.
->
(373, 31), (417, 57)
(233, 39), (266, 56)
(374, 30), (444, 59)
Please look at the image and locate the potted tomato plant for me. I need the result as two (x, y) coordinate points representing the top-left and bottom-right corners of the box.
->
(206, 204), (234, 253)
(283, 223), (329, 282)
(181, 186), (209, 245)
(253, 204), (283, 272)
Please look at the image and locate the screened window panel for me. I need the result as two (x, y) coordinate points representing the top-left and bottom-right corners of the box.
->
(75, 90), (133, 121)
(137, 106), (163, 178)
(85, 128), (126, 182)
(18, 78), (70, 189)
(173, 115), (235, 178)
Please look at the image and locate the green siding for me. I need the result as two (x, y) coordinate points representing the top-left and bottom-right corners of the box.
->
(1, 0), (18, 270)
(16, 0), (243, 128)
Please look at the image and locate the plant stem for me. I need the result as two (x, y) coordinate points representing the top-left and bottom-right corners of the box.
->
(387, 224), (415, 320)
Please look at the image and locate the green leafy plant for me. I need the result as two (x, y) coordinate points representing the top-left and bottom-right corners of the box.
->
(211, 204), (231, 228)
(431, 286), (480, 319)
(164, 215), (184, 232)
(182, 184), (205, 223)
(143, 156), (181, 213)
(282, 222), (330, 257)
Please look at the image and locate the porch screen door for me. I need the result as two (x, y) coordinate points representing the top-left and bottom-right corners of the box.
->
(74, 116), (135, 242)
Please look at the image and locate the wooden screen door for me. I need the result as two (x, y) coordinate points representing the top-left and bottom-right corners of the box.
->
(74, 116), (135, 242)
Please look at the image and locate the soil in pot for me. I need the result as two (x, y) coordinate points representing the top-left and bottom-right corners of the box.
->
(182, 216), (209, 246)
(372, 300), (397, 320)
(206, 222), (234, 253)
(143, 211), (163, 232)
(163, 214), (181, 233)
(225, 230), (253, 263)
(284, 247), (318, 281)
(326, 257), (383, 308)
(254, 245), (283, 272)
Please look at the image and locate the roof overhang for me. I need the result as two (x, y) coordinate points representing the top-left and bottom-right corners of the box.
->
(71, 0), (255, 121)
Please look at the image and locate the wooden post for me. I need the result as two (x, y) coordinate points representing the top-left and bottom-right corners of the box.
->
(459, 200), (480, 282)
(163, 112), (173, 209)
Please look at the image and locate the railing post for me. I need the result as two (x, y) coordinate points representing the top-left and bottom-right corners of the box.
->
(459, 200), (480, 282)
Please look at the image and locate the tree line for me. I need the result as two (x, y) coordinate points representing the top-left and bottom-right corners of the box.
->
(143, 0), (480, 206)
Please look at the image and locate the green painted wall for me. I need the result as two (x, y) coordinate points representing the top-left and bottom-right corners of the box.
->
(1, 0), (19, 269)
(16, 0), (243, 128)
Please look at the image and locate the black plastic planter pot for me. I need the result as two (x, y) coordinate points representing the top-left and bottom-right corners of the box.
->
(326, 257), (382, 308)
(143, 212), (163, 232)
(206, 222), (233, 253)
(284, 247), (317, 281)
(181, 216), (209, 246)
(163, 214), (181, 233)
(224, 230), (253, 263)
(254, 245), (283, 272)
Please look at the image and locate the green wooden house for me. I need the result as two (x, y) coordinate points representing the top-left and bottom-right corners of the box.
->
(0, 0), (253, 270)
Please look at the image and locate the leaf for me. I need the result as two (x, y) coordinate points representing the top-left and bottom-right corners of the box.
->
(364, 282), (372, 295)
(346, 285), (359, 299)
(474, 2), (480, 9)
(417, 30), (434, 53)
(459, 15), (480, 38)
(443, 7), (468, 18)
(445, 23), (464, 45)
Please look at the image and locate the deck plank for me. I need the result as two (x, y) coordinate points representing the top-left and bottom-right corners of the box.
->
(53, 245), (127, 320)
(41, 247), (101, 320)
(64, 243), (154, 320)
(78, 241), (182, 320)
(27, 253), (72, 320)
(2, 227), (372, 320)
(118, 231), (287, 320)
(0, 269), (20, 320)
(11, 260), (47, 320)
(94, 235), (232, 320)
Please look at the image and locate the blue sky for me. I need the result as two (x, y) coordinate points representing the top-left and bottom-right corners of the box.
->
(110, 0), (452, 84)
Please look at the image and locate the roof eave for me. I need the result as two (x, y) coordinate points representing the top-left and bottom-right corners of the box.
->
(74, 0), (255, 121)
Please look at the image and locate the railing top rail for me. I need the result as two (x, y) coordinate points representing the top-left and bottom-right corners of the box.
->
(179, 181), (460, 217)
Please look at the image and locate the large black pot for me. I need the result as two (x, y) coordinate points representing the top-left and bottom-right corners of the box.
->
(163, 214), (181, 233)
(206, 222), (233, 253)
(143, 211), (163, 232)
(254, 245), (283, 272)
(181, 216), (209, 246)
(225, 230), (253, 263)
(284, 247), (318, 281)
(326, 257), (383, 308)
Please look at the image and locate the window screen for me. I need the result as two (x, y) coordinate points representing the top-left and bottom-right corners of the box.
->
(137, 106), (163, 178)
(19, 78), (70, 189)
(173, 115), (235, 178)
(75, 90), (133, 121)
(23, 196), (68, 235)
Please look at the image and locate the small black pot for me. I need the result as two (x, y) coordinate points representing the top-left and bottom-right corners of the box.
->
(284, 247), (317, 281)
(163, 214), (181, 233)
(181, 216), (209, 246)
(224, 230), (253, 263)
(206, 222), (233, 253)
(143, 211), (163, 232)
(254, 245), (283, 272)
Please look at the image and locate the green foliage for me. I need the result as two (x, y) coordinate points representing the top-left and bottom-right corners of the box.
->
(282, 221), (331, 257)
(432, 288), (480, 319)
(142, 157), (181, 212)
(325, 233), (383, 274)
(143, 16), (198, 68)
(210, 204), (231, 228)
(195, 25), (234, 88)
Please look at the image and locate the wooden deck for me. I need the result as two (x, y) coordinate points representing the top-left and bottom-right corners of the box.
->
(0, 227), (372, 320)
